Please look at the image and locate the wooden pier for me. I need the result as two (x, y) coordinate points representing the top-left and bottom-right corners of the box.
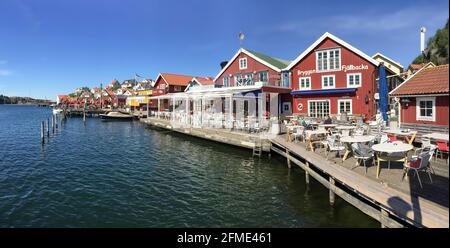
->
(141, 117), (448, 228)
(270, 136), (449, 228)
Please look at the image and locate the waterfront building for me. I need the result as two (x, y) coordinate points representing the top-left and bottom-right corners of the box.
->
(390, 64), (449, 130)
(151, 73), (195, 111)
(126, 89), (153, 113)
(284, 32), (382, 120)
(149, 48), (292, 131)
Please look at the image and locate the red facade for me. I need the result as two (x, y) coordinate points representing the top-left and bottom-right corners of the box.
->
(400, 96), (449, 126)
(289, 37), (378, 119)
(214, 51), (281, 87)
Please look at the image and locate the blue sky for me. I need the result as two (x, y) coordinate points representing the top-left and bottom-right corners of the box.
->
(0, 0), (448, 99)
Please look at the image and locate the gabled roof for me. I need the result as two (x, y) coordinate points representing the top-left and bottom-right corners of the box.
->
(408, 63), (427, 71)
(194, 76), (214, 85)
(372, 52), (404, 69)
(390, 64), (448, 96)
(155, 73), (195, 86)
(213, 48), (291, 82)
(284, 32), (380, 70)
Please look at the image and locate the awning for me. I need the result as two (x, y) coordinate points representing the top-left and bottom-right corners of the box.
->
(291, 88), (356, 96)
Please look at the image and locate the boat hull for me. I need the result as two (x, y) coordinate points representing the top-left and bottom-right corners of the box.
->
(99, 114), (133, 121)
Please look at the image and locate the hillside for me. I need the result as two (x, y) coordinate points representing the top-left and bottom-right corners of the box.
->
(413, 19), (449, 65)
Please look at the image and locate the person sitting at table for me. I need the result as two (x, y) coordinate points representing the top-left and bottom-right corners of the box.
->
(323, 115), (332, 124)
(297, 116), (306, 127)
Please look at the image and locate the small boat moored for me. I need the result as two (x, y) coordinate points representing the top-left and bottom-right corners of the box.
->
(99, 111), (133, 121)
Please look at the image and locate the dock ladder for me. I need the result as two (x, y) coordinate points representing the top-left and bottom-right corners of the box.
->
(252, 138), (263, 157)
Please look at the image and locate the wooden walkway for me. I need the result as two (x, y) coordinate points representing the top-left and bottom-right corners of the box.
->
(270, 136), (449, 228)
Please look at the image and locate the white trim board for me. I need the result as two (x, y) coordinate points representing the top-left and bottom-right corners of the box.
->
(284, 32), (380, 71)
(389, 62), (436, 95)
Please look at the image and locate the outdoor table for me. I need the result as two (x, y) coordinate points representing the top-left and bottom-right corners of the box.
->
(340, 135), (375, 161)
(335, 125), (357, 130)
(384, 130), (417, 144)
(422, 132), (449, 142)
(372, 142), (414, 178)
(305, 130), (328, 151)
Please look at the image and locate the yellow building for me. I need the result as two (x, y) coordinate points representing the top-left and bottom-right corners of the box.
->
(372, 52), (404, 75)
(126, 90), (153, 109)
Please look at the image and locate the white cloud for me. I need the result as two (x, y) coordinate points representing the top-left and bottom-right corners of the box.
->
(0, 70), (12, 76)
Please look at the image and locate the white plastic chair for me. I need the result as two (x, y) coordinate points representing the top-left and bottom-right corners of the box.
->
(403, 151), (433, 188)
(351, 143), (374, 174)
(325, 136), (345, 160)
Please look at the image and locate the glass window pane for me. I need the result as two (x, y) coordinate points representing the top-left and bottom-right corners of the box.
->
(426, 101), (433, 108)
(420, 101), (425, 108)
(426, 109), (432, 116)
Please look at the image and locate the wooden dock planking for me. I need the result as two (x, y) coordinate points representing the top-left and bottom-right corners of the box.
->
(270, 136), (449, 228)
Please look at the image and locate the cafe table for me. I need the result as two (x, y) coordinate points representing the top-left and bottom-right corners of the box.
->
(285, 125), (302, 141)
(384, 129), (418, 144)
(340, 135), (376, 161)
(371, 142), (414, 178)
(422, 132), (449, 142)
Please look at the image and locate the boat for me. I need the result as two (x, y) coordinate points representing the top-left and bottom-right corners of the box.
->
(99, 111), (133, 121)
(52, 108), (63, 115)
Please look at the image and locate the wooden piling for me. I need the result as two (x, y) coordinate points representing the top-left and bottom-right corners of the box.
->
(47, 118), (50, 137)
(329, 177), (335, 205)
(52, 114), (55, 133)
(83, 110), (86, 122)
(55, 114), (58, 129)
(41, 121), (45, 144)
(286, 148), (291, 169)
(305, 161), (310, 184)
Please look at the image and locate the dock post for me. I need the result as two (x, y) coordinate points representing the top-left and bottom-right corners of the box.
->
(41, 121), (45, 144)
(52, 114), (55, 133)
(47, 118), (50, 137)
(380, 209), (389, 228)
(55, 114), (58, 129)
(329, 178), (335, 205)
(83, 110), (86, 122)
(305, 161), (310, 184)
(286, 148), (291, 169)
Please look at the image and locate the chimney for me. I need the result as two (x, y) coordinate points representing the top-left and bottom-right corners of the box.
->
(420, 27), (426, 54)
(220, 61), (228, 69)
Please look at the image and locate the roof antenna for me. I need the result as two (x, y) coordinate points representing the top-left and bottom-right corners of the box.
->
(239, 31), (245, 48)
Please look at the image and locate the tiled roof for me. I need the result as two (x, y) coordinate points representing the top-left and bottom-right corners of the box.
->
(160, 73), (194, 86)
(246, 49), (291, 70)
(390, 64), (449, 96)
(195, 76), (214, 85)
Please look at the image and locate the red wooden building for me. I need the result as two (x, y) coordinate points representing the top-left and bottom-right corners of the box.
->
(151, 73), (195, 111)
(284, 32), (380, 119)
(390, 64), (449, 129)
(214, 48), (292, 116)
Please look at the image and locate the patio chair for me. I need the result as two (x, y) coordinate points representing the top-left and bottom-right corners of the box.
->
(341, 129), (350, 137)
(379, 134), (389, 144)
(421, 138), (432, 148)
(413, 146), (437, 174)
(325, 136), (345, 160)
(436, 140), (449, 164)
(292, 127), (305, 143)
(354, 128), (365, 136)
(387, 133), (398, 142)
(351, 143), (374, 174)
(403, 151), (433, 188)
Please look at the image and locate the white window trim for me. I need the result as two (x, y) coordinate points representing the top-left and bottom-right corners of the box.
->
(346, 73), (362, 88)
(223, 76), (229, 87)
(321, 75), (336, 89)
(337, 99), (352, 114)
(416, 97), (436, 121)
(299, 76), (311, 90)
(315, 48), (341, 72)
(307, 99), (331, 118)
(239, 58), (247, 70)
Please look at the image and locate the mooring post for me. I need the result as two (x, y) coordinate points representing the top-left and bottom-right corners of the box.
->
(83, 110), (86, 122)
(41, 121), (45, 144)
(55, 114), (58, 129)
(51, 114), (55, 133)
(305, 161), (310, 184)
(286, 148), (291, 169)
(329, 177), (335, 205)
(380, 209), (389, 228)
(47, 118), (50, 137)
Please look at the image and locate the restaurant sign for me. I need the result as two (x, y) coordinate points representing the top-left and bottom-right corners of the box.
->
(297, 64), (369, 76)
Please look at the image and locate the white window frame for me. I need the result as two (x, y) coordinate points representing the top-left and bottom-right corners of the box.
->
(338, 99), (352, 114)
(223, 76), (229, 87)
(307, 99), (331, 118)
(347, 73), (362, 88)
(239, 58), (247, 70)
(416, 97), (436, 121)
(234, 74), (242, 86)
(299, 76), (311, 90)
(316, 48), (341, 72)
(174, 86), (182, 92)
(258, 71), (268, 82)
(321, 75), (335, 89)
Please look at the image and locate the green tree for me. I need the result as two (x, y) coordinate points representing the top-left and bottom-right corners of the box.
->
(413, 19), (449, 65)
